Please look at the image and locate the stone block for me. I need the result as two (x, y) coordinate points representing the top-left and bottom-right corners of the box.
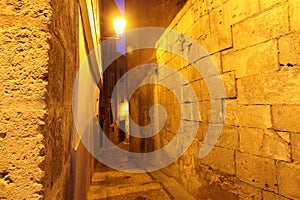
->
(201, 72), (236, 100)
(224, 100), (239, 126)
(201, 146), (235, 175)
(238, 105), (272, 128)
(199, 100), (224, 124)
(188, 65), (202, 82)
(240, 127), (290, 161)
(262, 130), (291, 161)
(186, 14), (210, 41)
(235, 182), (263, 199)
(236, 152), (277, 191)
(291, 133), (300, 163)
(198, 4), (232, 54)
(237, 69), (300, 105)
(221, 72), (237, 99)
(222, 40), (279, 78)
(197, 123), (209, 141)
(198, 32), (233, 55)
(200, 79), (210, 101)
(289, 0), (300, 31)
(239, 127), (264, 155)
(277, 162), (300, 199)
(278, 32), (300, 67)
(199, 101), (211, 123)
(190, 80), (201, 102)
(210, 4), (230, 34)
(224, 0), (259, 25)
(215, 126), (239, 150)
(272, 105), (300, 132)
(210, 52), (222, 74)
(168, 55), (181, 71)
(191, 52), (222, 80)
(175, 7), (195, 34)
(232, 4), (289, 49)
(160, 51), (173, 65)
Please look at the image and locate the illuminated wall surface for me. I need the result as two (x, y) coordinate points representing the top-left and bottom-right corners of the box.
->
(152, 0), (300, 199)
(0, 0), (300, 199)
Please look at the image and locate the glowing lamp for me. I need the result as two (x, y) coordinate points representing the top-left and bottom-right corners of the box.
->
(113, 17), (127, 36)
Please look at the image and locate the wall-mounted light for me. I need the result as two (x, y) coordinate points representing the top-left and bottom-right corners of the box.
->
(100, 17), (127, 41)
(113, 17), (127, 36)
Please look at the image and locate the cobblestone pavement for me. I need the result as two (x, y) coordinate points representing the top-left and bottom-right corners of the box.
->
(87, 162), (196, 200)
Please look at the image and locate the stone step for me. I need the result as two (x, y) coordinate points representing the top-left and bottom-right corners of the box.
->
(87, 163), (196, 200)
(87, 179), (169, 199)
(149, 171), (197, 200)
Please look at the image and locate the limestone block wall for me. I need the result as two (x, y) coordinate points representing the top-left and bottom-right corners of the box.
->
(0, 0), (51, 199)
(155, 0), (300, 199)
(44, 0), (77, 199)
(0, 0), (77, 199)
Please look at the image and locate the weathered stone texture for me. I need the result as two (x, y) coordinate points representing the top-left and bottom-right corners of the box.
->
(259, 0), (286, 10)
(236, 152), (278, 191)
(198, 6), (232, 54)
(277, 162), (300, 199)
(200, 71), (236, 100)
(222, 40), (279, 78)
(263, 191), (291, 200)
(152, 0), (300, 199)
(43, 0), (77, 198)
(237, 69), (300, 105)
(291, 133), (300, 163)
(186, 14), (209, 41)
(0, 109), (45, 199)
(0, 17), (49, 109)
(238, 127), (292, 162)
(272, 105), (300, 132)
(232, 3), (289, 49)
(224, 0), (259, 25)
(239, 127), (264, 156)
(238, 105), (272, 128)
(278, 31), (300, 67)
(0, 0), (50, 199)
(224, 100), (239, 126)
(289, 0), (300, 31)
(1, 0), (77, 199)
(201, 146), (235, 174)
(215, 126), (239, 150)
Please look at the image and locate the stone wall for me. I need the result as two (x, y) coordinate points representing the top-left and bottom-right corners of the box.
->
(0, 0), (77, 199)
(0, 0), (51, 199)
(44, 0), (77, 199)
(155, 0), (300, 199)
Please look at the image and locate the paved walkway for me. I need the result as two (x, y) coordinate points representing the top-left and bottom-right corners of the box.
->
(87, 162), (196, 200)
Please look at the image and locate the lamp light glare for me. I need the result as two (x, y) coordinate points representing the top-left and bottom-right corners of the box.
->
(113, 17), (127, 35)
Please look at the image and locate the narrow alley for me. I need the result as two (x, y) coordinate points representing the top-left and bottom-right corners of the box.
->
(1, 0), (300, 199)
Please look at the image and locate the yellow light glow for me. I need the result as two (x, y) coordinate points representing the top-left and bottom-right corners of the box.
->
(113, 17), (127, 35)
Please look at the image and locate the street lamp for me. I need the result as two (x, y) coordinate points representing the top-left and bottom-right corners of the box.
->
(113, 17), (127, 37)
(100, 17), (127, 41)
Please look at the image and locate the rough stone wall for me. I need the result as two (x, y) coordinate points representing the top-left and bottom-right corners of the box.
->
(44, 0), (77, 199)
(127, 50), (158, 153)
(0, 0), (77, 199)
(0, 0), (51, 199)
(155, 0), (300, 199)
